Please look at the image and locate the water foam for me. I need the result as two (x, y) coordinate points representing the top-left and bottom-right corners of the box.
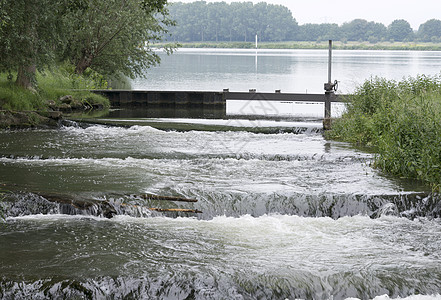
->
(347, 295), (441, 300)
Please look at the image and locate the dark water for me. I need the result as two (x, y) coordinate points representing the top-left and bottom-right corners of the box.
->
(0, 113), (440, 299)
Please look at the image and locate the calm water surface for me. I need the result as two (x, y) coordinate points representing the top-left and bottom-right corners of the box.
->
(1, 49), (441, 299)
(132, 48), (441, 93)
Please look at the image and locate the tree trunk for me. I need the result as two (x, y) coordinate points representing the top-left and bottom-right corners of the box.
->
(16, 64), (36, 90)
(75, 54), (93, 75)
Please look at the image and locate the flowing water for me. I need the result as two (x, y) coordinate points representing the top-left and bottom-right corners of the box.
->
(1, 49), (441, 299)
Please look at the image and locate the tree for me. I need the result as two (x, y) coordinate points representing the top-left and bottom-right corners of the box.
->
(62, 0), (174, 78)
(297, 23), (339, 41)
(207, 2), (224, 42)
(168, 2), (197, 42)
(388, 19), (414, 42)
(263, 4), (297, 41)
(365, 21), (387, 42)
(0, 0), (173, 90)
(230, 2), (254, 42)
(418, 19), (441, 42)
(0, 0), (66, 89)
(166, 1), (298, 43)
(340, 19), (386, 42)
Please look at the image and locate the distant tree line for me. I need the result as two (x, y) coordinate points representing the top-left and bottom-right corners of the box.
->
(167, 1), (441, 43)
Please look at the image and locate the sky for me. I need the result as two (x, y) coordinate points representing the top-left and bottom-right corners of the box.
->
(169, 0), (441, 30)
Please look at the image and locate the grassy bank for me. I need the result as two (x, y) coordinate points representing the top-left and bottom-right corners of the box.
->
(0, 65), (109, 111)
(326, 75), (441, 190)
(0, 64), (110, 128)
(165, 41), (441, 51)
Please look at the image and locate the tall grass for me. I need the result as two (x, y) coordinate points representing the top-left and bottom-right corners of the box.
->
(327, 74), (441, 189)
(0, 79), (45, 111)
(0, 63), (110, 111)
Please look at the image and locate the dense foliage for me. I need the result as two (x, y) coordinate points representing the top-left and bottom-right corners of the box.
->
(0, 0), (173, 89)
(169, 1), (296, 42)
(167, 1), (441, 43)
(0, 0), (66, 89)
(327, 75), (441, 190)
(61, 0), (174, 78)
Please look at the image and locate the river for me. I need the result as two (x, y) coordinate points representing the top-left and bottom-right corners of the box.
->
(1, 49), (441, 299)
(132, 48), (441, 94)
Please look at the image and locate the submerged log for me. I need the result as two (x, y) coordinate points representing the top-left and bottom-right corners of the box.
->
(149, 208), (203, 214)
(120, 202), (202, 214)
(139, 193), (198, 203)
(38, 192), (202, 218)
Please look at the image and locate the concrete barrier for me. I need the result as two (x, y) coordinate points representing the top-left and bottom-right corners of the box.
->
(92, 90), (344, 108)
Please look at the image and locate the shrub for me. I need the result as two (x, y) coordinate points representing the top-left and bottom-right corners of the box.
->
(327, 74), (441, 189)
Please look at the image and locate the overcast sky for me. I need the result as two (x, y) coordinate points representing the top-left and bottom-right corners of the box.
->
(169, 0), (441, 30)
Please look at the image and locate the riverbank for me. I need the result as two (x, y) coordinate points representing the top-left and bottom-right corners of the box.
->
(0, 99), (109, 129)
(165, 41), (441, 51)
(0, 66), (110, 129)
(326, 74), (441, 191)
(0, 110), (61, 129)
(0, 98), (109, 129)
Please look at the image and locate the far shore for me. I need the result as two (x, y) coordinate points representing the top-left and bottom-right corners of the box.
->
(159, 41), (441, 51)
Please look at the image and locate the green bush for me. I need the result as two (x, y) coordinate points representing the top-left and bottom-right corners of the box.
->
(327, 74), (441, 189)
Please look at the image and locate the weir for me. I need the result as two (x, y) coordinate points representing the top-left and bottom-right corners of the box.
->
(91, 89), (345, 129)
(93, 41), (341, 128)
(92, 89), (344, 108)
(2, 105), (440, 299)
(2, 190), (439, 220)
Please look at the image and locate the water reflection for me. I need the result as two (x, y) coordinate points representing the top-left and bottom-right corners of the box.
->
(105, 107), (227, 119)
(132, 49), (441, 94)
(76, 102), (343, 121)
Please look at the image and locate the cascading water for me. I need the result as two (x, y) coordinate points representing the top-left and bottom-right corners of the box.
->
(1, 120), (440, 300)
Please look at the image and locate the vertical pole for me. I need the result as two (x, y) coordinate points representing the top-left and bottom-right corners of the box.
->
(255, 35), (258, 72)
(324, 40), (333, 129)
(328, 40), (332, 85)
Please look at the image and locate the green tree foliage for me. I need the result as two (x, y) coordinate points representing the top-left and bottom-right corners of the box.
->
(388, 19), (414, 42)
(0, 0), (173, 89)
(0, 0), (66, 89)
(418, 19), (441, 42)
(61, 0), (174, 78)
(338, 19), (387, 42)
(167, 1), (298, 42)
(296, 23), (340, 42)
